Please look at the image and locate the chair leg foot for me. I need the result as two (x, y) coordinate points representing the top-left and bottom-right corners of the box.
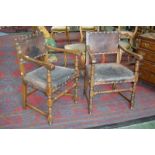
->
(88, 107), (92, 115)
(48, 115), (52, 125)
(22, 82), (27, 109)
(47, 94), (53, 125)
(88, 99), (93, 114)
(48, 121), (52, 126)
(88, 85), (94, 114)
(130, 81), (137, 110)
(73, 95), (78, 104)
(130, 105), (134, 110)
(130, 100), (135, 109)
(130, 93), (135, 110)
(73, 97), (78, 104)
(89, 111), (92, 115)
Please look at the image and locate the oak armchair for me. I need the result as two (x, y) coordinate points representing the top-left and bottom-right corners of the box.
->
(84, 32), (143, 114)
(15, 32), (80, 125)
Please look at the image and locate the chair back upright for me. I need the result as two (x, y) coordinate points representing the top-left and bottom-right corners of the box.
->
(86, 31), (120, 63)
(15, 32), (47, 76)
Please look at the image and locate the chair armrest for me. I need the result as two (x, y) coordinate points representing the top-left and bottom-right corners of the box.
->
(119, 44), (143, 61)
(46, 45), (81, 56)
(22, 55), (55, 71)
(87, 47), (97, 64)
(34, 53), (46, 59)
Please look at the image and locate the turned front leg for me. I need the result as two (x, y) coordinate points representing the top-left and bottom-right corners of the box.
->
(47, 70), (53, 125)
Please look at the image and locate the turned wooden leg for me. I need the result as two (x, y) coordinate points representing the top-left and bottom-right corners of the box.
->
(83, 70), (87, 95)
(83, 79), (86, 95)
(73, 77), (78, 104)
(47, 70), (53, 125)
(112, 83), (116, 90)
(89, 88), (94, 114)
(64, 53), (67, 67)
(22, 81), (27, 109)
(130, 82), (136, 109)
(47, 95), (53, 125)
(88, 64), (95, 114)
(130, 60), (139, 109)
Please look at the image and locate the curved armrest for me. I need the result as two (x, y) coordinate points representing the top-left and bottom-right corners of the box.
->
(46, 45), (81, 56)
(23, 55), (55, 71)
(119, 44), (143, 61)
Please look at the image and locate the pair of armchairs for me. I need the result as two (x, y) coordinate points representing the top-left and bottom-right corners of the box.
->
(15, 31), (142, 125)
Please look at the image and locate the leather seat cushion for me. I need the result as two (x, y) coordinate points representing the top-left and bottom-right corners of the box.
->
(86, 63), (134, 83)
(24, 66), (76, 92)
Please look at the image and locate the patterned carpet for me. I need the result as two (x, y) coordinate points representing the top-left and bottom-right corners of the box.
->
(0, 33), (155, 129)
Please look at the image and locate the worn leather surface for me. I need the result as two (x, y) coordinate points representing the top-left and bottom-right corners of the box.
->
(86, 32), (119, 54)
(18, 35), (46, 59)
(24, 66), (75, 91)
(86, 63), (134, 82)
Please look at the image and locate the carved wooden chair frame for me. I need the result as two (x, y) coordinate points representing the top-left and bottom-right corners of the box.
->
(84, 31), (143, 114)
(15, 32), (81, 125)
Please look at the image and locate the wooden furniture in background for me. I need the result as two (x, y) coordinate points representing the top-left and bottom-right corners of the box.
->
(51, 26), (70, 42)
(80, 26), (98, 42)
(84, 32), (143, 114)
(15, 32), (80, 125)
(65, 43), (86, 69)
(138, 33), (155, 85)
(0, 26), (31, 33)
(118, 26), (138, 49)
(51, 26), (70, 66)
(37, 26), (58, 63)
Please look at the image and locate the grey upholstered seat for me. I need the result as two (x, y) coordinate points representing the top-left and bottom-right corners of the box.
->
(86, 63), (134, 83)
(24, 66), (75, 92)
